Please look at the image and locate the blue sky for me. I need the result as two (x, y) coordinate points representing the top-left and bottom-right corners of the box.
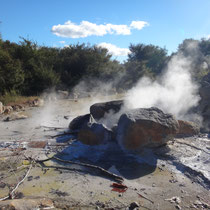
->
(1, 0), (210, 62)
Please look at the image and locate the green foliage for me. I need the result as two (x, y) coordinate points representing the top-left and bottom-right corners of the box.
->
(0, 36), (210, 97)
(128, 43), (168, 75)
(121, 43), (168, 89)
(0, 38), (124, 95)
(0, 47), (24, 94)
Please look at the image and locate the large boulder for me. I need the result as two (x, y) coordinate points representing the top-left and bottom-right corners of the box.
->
(77, 123), (112, 145)
(176, 120), (200, 137)
(69, 114), (91, 131)
(116, 107), (179, 150)
(90, 100), (124, 121)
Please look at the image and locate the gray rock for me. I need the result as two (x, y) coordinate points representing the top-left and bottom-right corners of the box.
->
(90, 100), (124, 121)
(69, 114), (90, 131)
(129, 201), (139, 210)
(116, 107), (179, 150)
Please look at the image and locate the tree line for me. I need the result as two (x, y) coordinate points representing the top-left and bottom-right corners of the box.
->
(0, 36), (210, 96)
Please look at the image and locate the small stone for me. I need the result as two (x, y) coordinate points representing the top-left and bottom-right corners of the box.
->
(34, 176), (40, 180)
(119, 193), (122, 197)
(152, 183), (156, 187)
(190, 204), (197, 208)
(129, 202), (139, 210)
(194, 200), (202, 205)
(27, 176), (33, 181)
(176, 205), (182, 209)
(165, 196), (181, 204)
(0, 182), (6, 188)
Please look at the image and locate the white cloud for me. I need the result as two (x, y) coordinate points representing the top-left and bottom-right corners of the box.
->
(97, 42), (131, 56)
(59, 40), (65, 44)
(130, 21), (149, 30)
(51, 20), (148, 38)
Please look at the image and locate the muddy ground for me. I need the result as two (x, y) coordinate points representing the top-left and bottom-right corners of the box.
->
(0, 96), (210, 210)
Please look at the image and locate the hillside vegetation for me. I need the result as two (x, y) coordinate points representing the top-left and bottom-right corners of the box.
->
(0, 37), (210, 99)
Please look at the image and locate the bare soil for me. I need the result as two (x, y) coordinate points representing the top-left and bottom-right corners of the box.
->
(0, 96), (210, 210)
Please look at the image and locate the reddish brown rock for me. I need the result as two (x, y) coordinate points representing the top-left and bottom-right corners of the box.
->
(77, 123), (112, 145)
(176, 120), (200, 137)
(116, 107), (179, 150)
(28, 141), (47, 148)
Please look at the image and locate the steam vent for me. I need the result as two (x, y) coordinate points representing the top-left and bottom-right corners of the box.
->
(69, 100), (180, 150)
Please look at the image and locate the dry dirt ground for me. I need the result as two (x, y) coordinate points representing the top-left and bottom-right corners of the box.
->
(0, 96), (210, 210)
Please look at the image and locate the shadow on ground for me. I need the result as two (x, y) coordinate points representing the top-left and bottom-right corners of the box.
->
(54, 133), (157, 180)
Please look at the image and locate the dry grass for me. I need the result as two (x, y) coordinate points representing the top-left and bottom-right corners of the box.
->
(0, 93), (38, 106)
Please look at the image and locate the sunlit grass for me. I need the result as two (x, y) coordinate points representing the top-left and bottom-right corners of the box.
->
(0, 92), (38, 106)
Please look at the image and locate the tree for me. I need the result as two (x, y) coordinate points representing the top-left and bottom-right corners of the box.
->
(128, 43), (168, 76)
(0, 48), (24, 94)
(177, 38), (210, 81)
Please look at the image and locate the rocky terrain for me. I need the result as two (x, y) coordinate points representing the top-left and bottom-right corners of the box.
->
(0, 95), (210, 210)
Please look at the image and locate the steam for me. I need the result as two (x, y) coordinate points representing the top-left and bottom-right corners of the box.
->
(15, 44), (204, 134)
(125, 53), (200, 121)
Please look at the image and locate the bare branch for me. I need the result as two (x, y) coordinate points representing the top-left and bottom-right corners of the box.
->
(35, 155), (124, 183)
(0, 164), (32, 201)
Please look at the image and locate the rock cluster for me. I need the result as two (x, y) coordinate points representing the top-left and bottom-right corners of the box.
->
(0, 102), (13, 115)
(0, 98), (44, 116)
(69, 100), (199, 151)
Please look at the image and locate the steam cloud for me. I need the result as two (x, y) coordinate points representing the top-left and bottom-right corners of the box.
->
(125, 53), (200, 121)
(26, 42), (203, 131)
